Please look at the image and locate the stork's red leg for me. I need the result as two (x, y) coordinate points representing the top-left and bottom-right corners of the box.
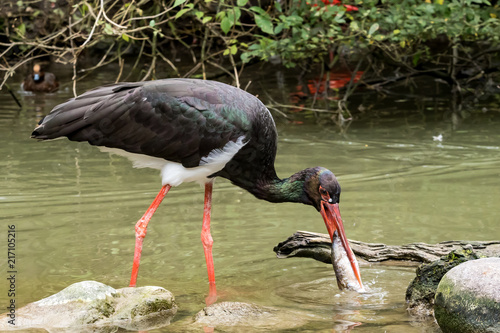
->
(129, 184), (172, 287)
(202, 181), (217, 305)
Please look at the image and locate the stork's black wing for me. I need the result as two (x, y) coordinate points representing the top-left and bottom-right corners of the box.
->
(32, 79), (270, 168)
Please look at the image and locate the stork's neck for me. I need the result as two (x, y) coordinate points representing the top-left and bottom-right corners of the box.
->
(247, 169), (312, 205)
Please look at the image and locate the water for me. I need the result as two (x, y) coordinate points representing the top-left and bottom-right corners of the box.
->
(1, 65), (499, 332)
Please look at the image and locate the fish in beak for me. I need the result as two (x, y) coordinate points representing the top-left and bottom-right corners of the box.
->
(331, 230), (365, 292)
(320, 202), (364, 290)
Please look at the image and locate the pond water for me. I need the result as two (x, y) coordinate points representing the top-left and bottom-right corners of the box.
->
(1, 63), (499, 332)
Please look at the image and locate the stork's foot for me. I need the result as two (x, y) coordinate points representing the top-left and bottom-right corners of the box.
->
(205, 282), (217, 306)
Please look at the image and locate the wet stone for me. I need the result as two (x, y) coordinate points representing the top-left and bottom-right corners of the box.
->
(434, 258), (500, 333)
(193, 301), (309, 330)
(0, 281), (177, 332)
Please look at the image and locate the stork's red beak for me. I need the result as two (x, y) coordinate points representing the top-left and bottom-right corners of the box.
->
(320, 202), (363, 289)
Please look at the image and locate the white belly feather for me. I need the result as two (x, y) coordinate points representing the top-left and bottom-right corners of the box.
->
(99, 136), (246, 186)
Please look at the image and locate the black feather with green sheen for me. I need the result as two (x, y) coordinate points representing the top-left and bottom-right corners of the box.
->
(32, 78), (341, 210)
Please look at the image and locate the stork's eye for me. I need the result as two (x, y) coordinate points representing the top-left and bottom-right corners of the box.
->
(319, 186), (330, 201)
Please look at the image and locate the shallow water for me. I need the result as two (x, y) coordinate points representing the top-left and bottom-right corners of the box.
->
(1, 65), (499, 332)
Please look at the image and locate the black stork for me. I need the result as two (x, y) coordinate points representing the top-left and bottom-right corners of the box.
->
(31, 78), (363, 304)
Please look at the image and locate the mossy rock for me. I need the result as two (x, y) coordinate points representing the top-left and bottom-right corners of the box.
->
(405, 245), (481, 316)
(0, 281), (177, 332)
(434, 258), (500, 333)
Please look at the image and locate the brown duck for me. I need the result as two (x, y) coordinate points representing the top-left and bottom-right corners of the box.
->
(23, 64), (59, 93)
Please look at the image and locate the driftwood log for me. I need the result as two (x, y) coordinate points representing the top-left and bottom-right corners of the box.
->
(273, 231), (500, 265)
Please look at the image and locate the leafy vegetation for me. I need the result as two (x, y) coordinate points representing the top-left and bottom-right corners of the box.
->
(1, 0), (499, 117)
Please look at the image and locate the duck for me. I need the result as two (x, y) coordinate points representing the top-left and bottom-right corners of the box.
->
(23, 64), (59, 93)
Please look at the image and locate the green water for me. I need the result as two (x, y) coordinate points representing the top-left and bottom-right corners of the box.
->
(1, 67), (499, 332)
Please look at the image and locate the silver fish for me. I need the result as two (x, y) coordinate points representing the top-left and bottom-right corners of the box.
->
(331, 231), (365, 292)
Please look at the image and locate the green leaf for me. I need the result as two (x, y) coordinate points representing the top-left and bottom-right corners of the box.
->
(17, 23), (26, 37)
(230, 44), (238, 55)
(221, 17), (233, 34)
(173, 0), (187, 7)
(80, 4), (88, 15)
(216, 11), (225, 20)
(412, 52), (421, 66)
(121, 34), (129, 42)
(227, 9), (235, 23)
(149, 20), (155, 27)
(249, 6), (266, 15)
(104, 23), (113, 35)
(175, 7), (191, 19)
(300, 28), (308, 39)
(333, 11), (346, 24)
(241, 53), (250, 63)
(237, 0), (248, 6)
(234, 7), (241, 22)
(248, 43), (261, 50)
(368, 23), (379, 36)
(274, 22), (284, 34)
(290, 14), (303, 23)
(202, 16), (212, 24)
(275, 2), (282, 12)
(195, 11), (204, 19)
(255, 15), (274, 34)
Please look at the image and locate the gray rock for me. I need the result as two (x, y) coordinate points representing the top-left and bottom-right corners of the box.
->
(405, 246), (482, 316)
(434, 258), (500, 333)
(0, 281), (177, 332)
(36, 280), (116, 306)
(193, 301), (308, 330)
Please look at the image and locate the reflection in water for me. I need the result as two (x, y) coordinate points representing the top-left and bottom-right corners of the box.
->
(0, 69), (499, 332)
(289, 70), (364, 113)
